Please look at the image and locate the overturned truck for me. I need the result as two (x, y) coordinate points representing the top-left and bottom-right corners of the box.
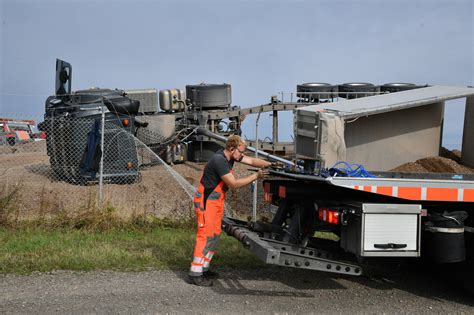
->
(41, 60), (141, 184)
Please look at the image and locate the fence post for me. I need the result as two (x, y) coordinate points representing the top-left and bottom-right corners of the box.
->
(98, 99), (105, 208)
(252, 108), (262, 222)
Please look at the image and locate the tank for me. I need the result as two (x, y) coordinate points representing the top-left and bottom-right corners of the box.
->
(338, 82), (379, 99)
(421, 211), (468, 263)
(380, 83), (421, 93)
(296, 83), (338, 102)
(186, 84), (231, 109)
(159, 89), (186, 112)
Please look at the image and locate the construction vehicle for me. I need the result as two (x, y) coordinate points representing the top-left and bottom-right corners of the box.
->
(220, 85), (474, 282)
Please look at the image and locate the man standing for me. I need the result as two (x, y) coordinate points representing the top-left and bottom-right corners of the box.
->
(188, 135), (272, 286)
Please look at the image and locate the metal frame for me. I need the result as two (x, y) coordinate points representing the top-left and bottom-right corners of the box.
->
(222, 217), (362, 276)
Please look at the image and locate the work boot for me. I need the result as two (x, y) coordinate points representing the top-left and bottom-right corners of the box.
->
(203, 270), (219, 279)
(187, 275), (213, 287)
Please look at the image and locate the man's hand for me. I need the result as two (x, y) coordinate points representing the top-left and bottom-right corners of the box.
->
(256, 169), (269, 180)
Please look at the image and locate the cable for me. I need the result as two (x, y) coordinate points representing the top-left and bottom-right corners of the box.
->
(328, 161), (376, 178)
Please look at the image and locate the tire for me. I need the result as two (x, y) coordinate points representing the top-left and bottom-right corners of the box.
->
(296, 83), (338, 102)
(6, 137), (16, 146)
(338, 82), (378, 99)
(380, 83), (421, 93)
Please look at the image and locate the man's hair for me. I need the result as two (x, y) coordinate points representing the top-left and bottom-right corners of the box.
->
(226, 135), (246, 149)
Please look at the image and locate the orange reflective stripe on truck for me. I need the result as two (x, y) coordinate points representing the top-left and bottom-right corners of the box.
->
(349, 185), (474, 202)
(362, 186), (372, 192)
(398, 187), (422, 200)
(462, 189), (474, 202)
(426, 187), (458, 202)
(376, 186), (393, 197)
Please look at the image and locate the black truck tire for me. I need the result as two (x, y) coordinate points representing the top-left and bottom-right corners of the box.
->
(380, 83), (421, 93)
(338, 82), (378, 99)
(296, 83), (338, 102)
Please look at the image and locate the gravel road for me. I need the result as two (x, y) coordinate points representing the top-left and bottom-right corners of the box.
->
(1, 265), (473, 314)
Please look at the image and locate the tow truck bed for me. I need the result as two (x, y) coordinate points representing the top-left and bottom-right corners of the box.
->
(267, 169), (474, 207)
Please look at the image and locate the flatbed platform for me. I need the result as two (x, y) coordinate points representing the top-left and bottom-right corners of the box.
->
(266, 169), (474, 206)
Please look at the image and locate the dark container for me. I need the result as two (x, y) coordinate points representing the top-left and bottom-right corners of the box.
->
(186, 84), (232, 109)
(422, 211), (468, 263)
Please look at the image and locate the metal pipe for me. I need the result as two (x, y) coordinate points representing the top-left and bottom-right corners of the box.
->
(196, 127), (299, 168)
(272, 110), (278, 145)
(253, 110), (262, 222)
(99, 99), (106, 207)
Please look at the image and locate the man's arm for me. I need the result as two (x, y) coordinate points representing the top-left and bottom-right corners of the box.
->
(220, 170), (267, 189)
(240, 155), (272, 168)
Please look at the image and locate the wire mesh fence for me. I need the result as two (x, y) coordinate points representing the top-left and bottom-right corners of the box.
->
(0, 108), (264, 223)
(0, 109), (198, 222)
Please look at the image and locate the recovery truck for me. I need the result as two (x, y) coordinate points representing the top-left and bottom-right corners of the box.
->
(221, 86), (474, 278)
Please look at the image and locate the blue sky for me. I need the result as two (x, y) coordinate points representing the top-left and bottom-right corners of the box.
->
(1, 0), (472, 148)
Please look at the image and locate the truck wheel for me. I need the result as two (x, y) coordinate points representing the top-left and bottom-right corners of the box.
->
(380, 83), (421, 93)
(7, 137), (15, 146)
(296, 83), (338, 102)
(338, 82), (378, 99)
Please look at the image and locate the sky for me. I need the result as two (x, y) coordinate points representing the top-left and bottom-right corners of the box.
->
(1, 0), (473, 149)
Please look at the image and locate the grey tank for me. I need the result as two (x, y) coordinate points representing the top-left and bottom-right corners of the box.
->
(186, 84), (231, 109)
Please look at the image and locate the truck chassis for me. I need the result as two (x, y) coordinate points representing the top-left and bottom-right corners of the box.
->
(223, 168), (474, 276)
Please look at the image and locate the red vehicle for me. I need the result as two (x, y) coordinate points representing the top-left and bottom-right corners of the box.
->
(0, 118), (45, 145)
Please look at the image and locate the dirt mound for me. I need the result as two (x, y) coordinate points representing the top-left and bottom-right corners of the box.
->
(439, 146), (461, 163)
(391, 154), (474, 174)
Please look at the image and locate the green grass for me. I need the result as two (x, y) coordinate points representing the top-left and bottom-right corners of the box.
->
(0, 227), (265, 275)
(0, 188), (265, 275)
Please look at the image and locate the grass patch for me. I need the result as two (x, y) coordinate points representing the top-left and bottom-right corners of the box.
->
(0, 185), (265, 274)
(0, 227), (264, 275)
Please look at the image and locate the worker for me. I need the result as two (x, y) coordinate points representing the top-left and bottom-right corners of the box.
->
(188, 135), (274, 286)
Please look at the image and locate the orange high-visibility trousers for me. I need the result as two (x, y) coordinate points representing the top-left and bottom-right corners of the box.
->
(189, 180), (226, 276)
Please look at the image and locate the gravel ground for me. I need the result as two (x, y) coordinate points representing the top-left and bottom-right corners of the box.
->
(1, 266), (473, 314)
